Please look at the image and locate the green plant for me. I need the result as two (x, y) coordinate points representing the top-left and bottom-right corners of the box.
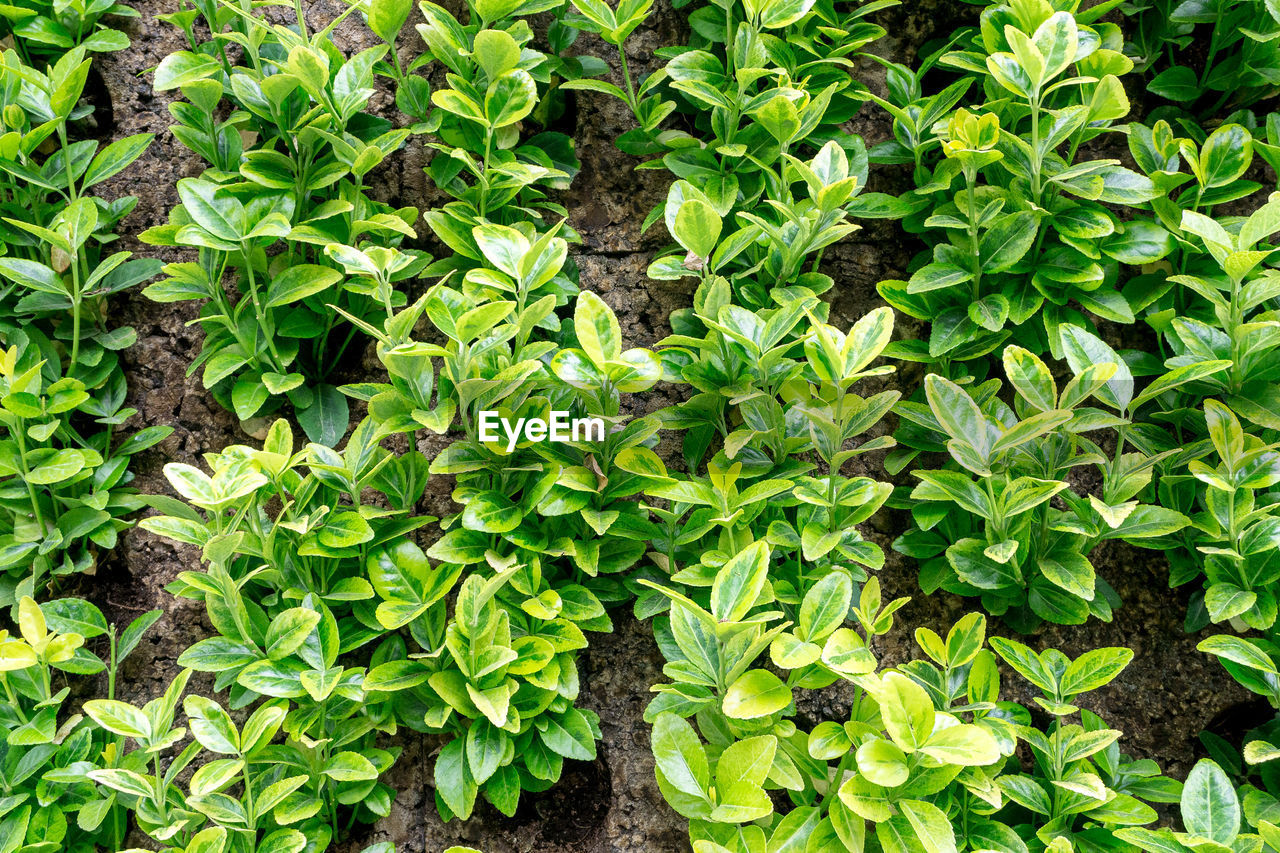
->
(563, 0), (668, 154)
(0, 595), (160, 853)
(0, 0), (137, 63)
(143, 1), (425, 444)
(0, 36), (169, 598)
(570, 0), (907, 310)
(645, 559), (1176, 853)
(0, 0), (1260, 848)
(346, 0), (667, 822)
(412, 0), (588, 267)
(134, 418), (439, 841)
(642, 304), (898, 619)
(1122, 121), (1266, 373)
(988, 636), (1182, 845)
(0, 331), (170, 601)
(1123, 0), (1280, 117)
(1152, 199), (1280, 434)
(1160, 400), (1280, 632)
(352, 290), (661, 819)
(878, 0), (1163, 363)
(141, 417), (433, 611)
(1120, 758), (1263, 853)
(368, 565), (603, 822)
(362, 0), (432, 127)
(892, 333), (1193, 630)
(867, 53), (973, 185)
(97, 594), (403, 849)
(0, 48), (159, 372)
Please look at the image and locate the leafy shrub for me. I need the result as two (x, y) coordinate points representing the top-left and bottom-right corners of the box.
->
(0, 0), (138, 61)
(1124, 0), (1280, 116)
(878, 0), (1163, 363)
(143, 3), (425, 444)
(892, 335), (1192, 630)
(0, 44), (169, 596)
(0, 595), (159, 852)
(645, 550), (1177, 851)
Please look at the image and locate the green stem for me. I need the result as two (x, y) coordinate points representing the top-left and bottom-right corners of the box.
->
(479, 129), (494, 219)
(617, 45), (639, 117)
(1029, 94), (1043, 203)
(68, 267), (82, 376)
(1198, 7), (1223, 91)
(239, 242), (285, 367)
(0, 675), (28, 723)
(13, 419), (47, 535)
(965, 164), (982, 300)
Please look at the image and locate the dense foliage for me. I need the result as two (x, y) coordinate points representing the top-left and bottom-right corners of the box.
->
(0, 0), (1276, 850)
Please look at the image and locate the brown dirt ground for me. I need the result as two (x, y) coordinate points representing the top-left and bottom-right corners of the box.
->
(54, 0), (1252, 850)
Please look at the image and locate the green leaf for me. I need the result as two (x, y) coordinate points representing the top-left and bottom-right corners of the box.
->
(899, 800), (958, 853)
(856, 738), (909, 786)
(87, 768), (154, 798)
(324, 751), (379, 782)
(28, 448), (87, 484)
(1198, 635), (1279, 674)
(154, 51), (221, 90)
(758, 0), (816, 28)
(539, 709), (597, 760)
(710, 735), (776, 821)
(177, 178), (244, 243)
(119, 610), (163, 662)
(907, 263), (972, 294)
(84, 133), (154, 188)
(1181, 760), (1239, 845)
(919, 724), (1000, 766)
(42, 598), (108, 638)
(723, 669), (791, 719)
(232, 378), (269, 421)
(989, 637), (1057, 694)
(1002, 346), (1056, 410)
(711, 541), (770, 624)
(485, 70), (537, 127)
(875, 671), (935, 751)
(462, 491), (522, 533)
(296, 384), (348, 446)
(1102, 220), (1175, 265)
(83, 699), (150, 740)
(1038, 550), (1094, 600)
(1200, 125), (1254, 190)
(465, 720), (506, 784)
(968, 294), (1009, 332)
(672, 198), (722, 260)
(473, 29), (521, 81)
(185, 696), (240, 754)
(980, 212), (1040, 273)
(1033, 12), (1077, 80)
(369, 541), (460, 630)
(1148, 65), (1198, 101)
(1059, 647), (1133, 696)
(574, 290), (622, 365)
(753, 94), (801, 144)
(651, 712), (712, 818)
(265, 608), (321, 661)
(0, 259), (63, 295)
(1059, 324), (1133, 411)
(925, 375), (991, 457)
(798, 571), (852, 641)
(265, 265), (344, 308)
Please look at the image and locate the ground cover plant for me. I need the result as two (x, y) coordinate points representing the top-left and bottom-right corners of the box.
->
(2, 0), (1280, 850)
